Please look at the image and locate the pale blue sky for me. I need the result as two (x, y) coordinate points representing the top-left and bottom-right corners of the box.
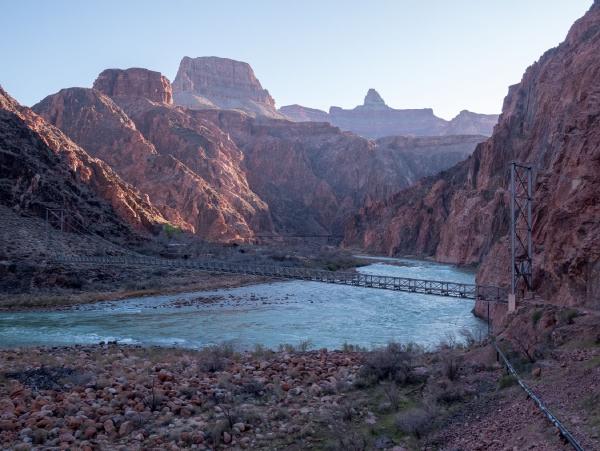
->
(0, 0), (592, 119)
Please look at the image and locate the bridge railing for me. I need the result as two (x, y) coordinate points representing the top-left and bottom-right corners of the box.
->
(53, 255), (508, 302)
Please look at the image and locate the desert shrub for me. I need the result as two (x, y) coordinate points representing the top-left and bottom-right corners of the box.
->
(432, 384), (465, 405)
(340, 342), (366, 352)
(437, 333), (459, 350)
(381, 381), (404, 411)
(395, 407), (434, 438)
(338, 400), (359, 422)
(251, 343), (274, 359)
(143, 384), (165, 411)
(328, 428), (370, 451)
(205, 420), (228, 446)
(441, 354), (460, 381)
(238, 378), (266, 398)
(278, 343), (296, 353)
(558, 308), (579, 325)
(532, 310), (542, 325)
(358, 342), (419, 386)
(198, 343), (235, 373)
(498, 374), (518, 389)
(458, 328), (478, 348)
(238, 408), (263, 426)
(297, 339), (313, 352)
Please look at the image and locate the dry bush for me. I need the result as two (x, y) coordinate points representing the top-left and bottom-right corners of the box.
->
(238, 378), (266, 398)
(357, 342), (420, 386)
(458, 328), (478, 347)
(341, 342), (367, 352)
(338, 399), (360, 422)
(297, 339), (313, 352)
(331, 430), (370, 451)
(381, 381), (404, 411)
(205, 420), (228, 447)
(441, 353), (460, 381)
(251, 343), (274, 359)
(198, 343), (235, 373)
(395, 407), (434, 438)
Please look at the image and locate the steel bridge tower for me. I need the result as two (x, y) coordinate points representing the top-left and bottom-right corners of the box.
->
(509, 162), (533, 307)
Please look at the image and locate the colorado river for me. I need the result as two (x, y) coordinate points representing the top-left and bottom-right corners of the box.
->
(0, 258), (485, 349)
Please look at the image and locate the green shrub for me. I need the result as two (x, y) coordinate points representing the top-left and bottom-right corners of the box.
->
(532, 310), (542, 325)
(163, 223), (182, 238)
(498, 374), (518, 389)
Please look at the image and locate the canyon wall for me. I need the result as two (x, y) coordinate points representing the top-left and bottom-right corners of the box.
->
(184, 110), (485, 236)
(33, 68), (485, 241)
(0, 86), (167, 238)
(344, 1), (600, 308)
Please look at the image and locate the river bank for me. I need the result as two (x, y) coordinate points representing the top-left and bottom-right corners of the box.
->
(1, 303), (598, 451)
(0, 268), (268, 312)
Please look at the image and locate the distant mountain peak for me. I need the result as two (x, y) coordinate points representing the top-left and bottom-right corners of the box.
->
(363, 88), (386, 107)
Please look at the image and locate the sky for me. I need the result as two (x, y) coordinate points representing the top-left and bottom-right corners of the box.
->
(0, 0), (593, 119)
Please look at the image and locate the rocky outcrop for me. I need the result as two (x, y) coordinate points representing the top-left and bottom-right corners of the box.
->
(280, 89), (498, 138)
(344, 1), (600, 308)
(172, 56), (283, 119)
(446, 110), (499, 136)
(0, 86), (167, 237)
(36, 74), (274, 243)
(278, 104), (329, 123)
(94, 68), (173, 104)
(363, 88), (386, 107)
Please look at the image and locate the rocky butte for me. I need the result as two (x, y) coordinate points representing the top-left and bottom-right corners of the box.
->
(172, 56), (284, 119)
(344, 1), (600, 309)
(280, 88), (499, 138)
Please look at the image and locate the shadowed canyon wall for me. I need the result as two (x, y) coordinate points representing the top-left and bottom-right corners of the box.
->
(344, 1), (600, 308)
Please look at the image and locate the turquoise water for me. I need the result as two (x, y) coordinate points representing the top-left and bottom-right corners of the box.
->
(0, 258), (484, 350)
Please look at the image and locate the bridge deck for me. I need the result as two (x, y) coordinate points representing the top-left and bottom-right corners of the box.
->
(55, 256), (507, 302)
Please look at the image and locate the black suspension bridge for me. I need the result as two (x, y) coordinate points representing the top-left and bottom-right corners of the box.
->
(39, 207), (507, 303)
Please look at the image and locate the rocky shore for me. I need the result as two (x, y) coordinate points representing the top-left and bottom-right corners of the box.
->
(1, 304), (598, 450)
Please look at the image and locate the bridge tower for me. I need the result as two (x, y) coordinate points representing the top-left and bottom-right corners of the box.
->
(509, 162), (533, 309)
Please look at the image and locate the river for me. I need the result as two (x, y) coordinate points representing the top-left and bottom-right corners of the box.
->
(0, 257), (485, 350)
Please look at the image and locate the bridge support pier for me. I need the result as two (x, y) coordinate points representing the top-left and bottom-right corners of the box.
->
(508, 294), (516, 313)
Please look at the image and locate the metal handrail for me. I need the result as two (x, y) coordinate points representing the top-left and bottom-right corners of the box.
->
(53, 255), (506, 301)
(493, 340), (584, 451)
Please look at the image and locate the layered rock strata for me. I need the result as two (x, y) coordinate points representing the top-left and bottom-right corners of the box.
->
(172, 56), (283, 119)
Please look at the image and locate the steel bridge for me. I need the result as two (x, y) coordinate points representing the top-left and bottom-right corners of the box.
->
(54, 255), (507, 302)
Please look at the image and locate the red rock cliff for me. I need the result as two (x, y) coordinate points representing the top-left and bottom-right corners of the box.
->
(198, 110), (484, 236)
(37, 70), (275, 243)
(344, 2), (600, 308)
(94, 68), (173, 104)
(172, 56), (283, 119)
(0, 86), (167, 237)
